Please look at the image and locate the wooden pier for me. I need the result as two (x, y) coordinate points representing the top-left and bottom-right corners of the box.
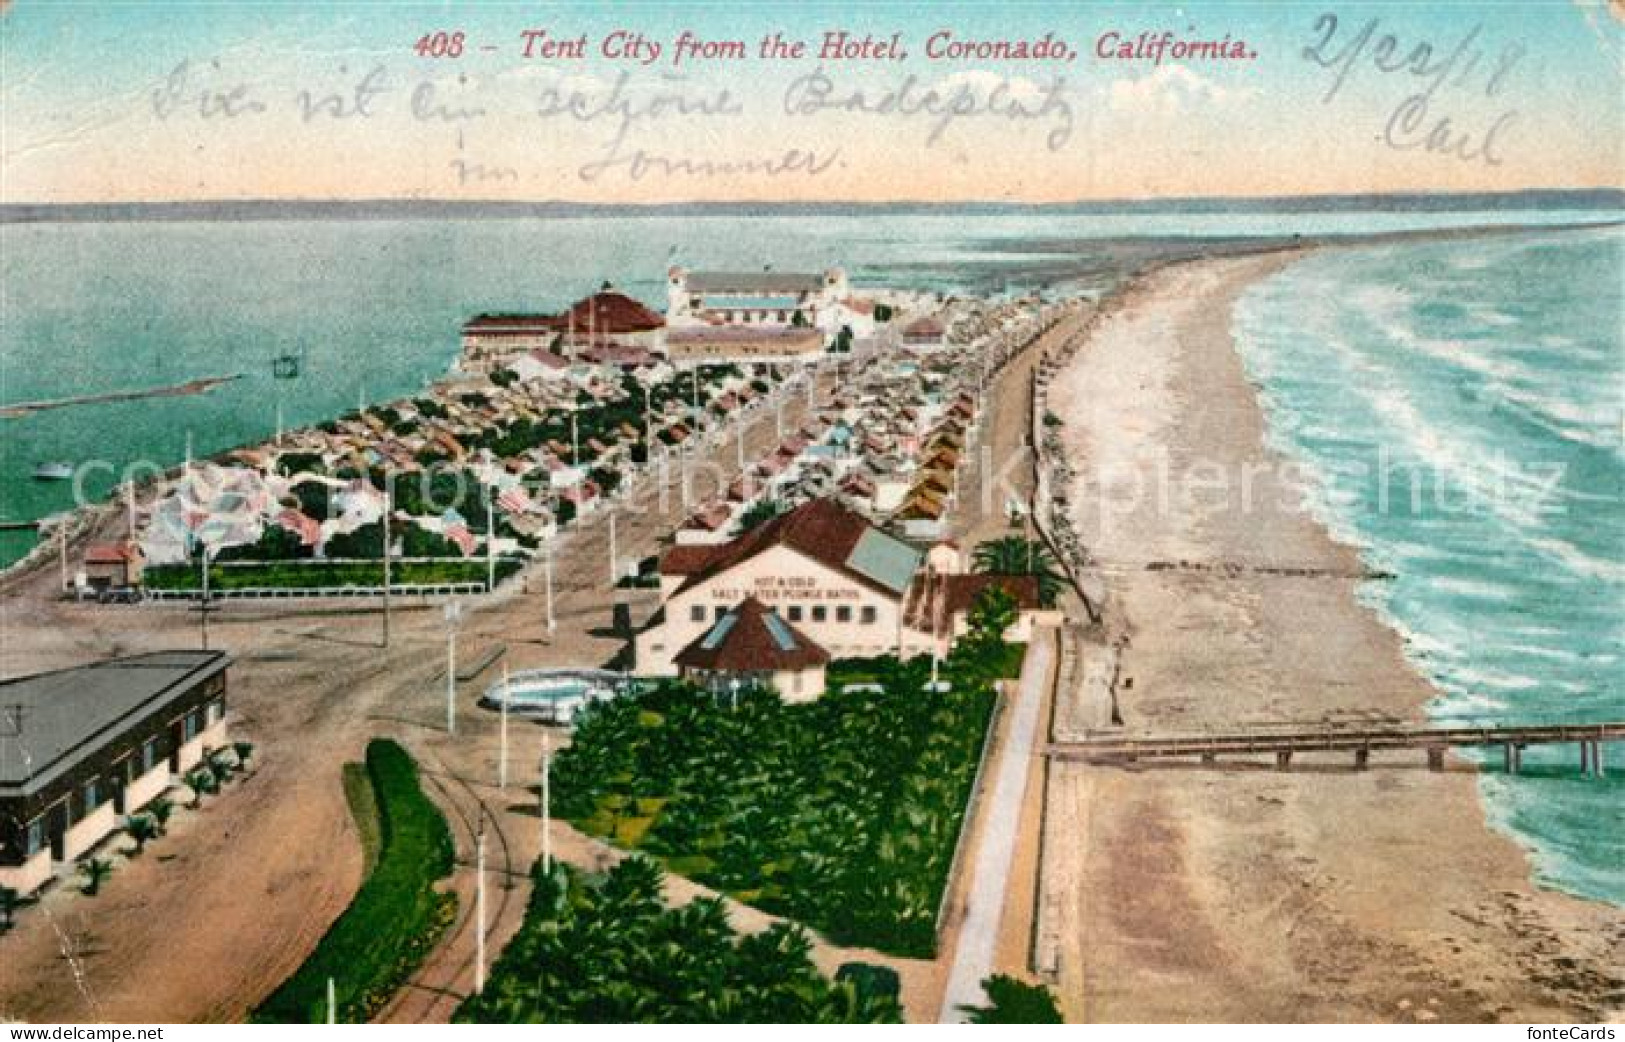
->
(1048, 722), (1622, 774)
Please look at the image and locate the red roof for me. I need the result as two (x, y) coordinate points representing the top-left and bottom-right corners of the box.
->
(904, 573), (1041, 630)
(902, 316), (946, 339)
(85, 542), (137, 564)
(662, 497), (901, 598)
(674, 596), (829, 672)
(660, 544), (728, 576)
(549, 290), (665, 334)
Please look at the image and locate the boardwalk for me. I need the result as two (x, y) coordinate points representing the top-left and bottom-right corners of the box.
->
(938, 627), (1055, 1022)
(1049, 722), (1623, 772)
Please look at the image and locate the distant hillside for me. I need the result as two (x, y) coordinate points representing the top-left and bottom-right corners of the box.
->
(3, 189), (1622, 223)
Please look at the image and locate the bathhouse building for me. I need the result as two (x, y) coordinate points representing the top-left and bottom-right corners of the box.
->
(0, 651), (230, 894)
(666, 268), (849, 330)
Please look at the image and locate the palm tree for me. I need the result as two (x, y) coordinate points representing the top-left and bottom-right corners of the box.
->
(233, 741), (256, 770)
(959, 974), (1063, 1023)
(972, 536), (1065, 607)
(187, 767), (219, 806)
(125, 813), (159, 855)
(735, 498), (785, 535)
(147, 795), (175, 834)
(78, 857), (113, 896)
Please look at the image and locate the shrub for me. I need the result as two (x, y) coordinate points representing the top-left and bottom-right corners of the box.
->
(253, 740), (457, 1023)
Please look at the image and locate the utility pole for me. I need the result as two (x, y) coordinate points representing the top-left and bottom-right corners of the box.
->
(474, 820), (487, 995)
(382, 477), (392, 648)
(199, 546), (211, 651)
(57, 526), (67, 594)
(485, 486), (497, 593)
(540, 733), (553, 874)
(544, 542), (556, 635)
(445, 600), (462, 734)
(326, 977), (336, 1025)
(498, 665), (510, 790)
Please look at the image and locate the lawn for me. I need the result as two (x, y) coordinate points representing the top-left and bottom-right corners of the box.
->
(145, 558), (519, 592)
(550, 649), (1007, 958)
(253, 739), (457, 1024)
(455, 857), (902, 1023)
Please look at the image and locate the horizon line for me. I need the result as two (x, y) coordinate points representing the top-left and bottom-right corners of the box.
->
(5, 186), (1624, 214)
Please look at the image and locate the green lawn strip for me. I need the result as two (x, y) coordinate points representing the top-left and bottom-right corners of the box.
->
(550, 640), (1008, 958)
(340, 762), (382, 876)
(455, 857), (902, 1023)
(253, 740), (457, 1023)
(145, 559), (518, 591)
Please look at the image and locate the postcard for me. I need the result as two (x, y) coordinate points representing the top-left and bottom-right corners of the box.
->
(0, 0), (1620, 1029)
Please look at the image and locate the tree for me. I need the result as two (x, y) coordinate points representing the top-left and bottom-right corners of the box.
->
(125, 813), (160, 855)
(972, 536), (1066, 608)
(735, 498), (786, 535)
(79, 857), (113, 896)
(234, 741), (257, 770)
(960, 974), (1063, 1024)
(0, 886), (18, 931)
(147, 795), (175, 834)
(964, 587), (1018, 646)
(188, 766), (219, 805)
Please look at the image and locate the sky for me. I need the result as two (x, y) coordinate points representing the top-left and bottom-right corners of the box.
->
(1, 0), (1621, 204)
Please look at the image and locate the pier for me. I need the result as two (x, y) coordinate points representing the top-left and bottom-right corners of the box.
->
(1048, 722), (1622, 774)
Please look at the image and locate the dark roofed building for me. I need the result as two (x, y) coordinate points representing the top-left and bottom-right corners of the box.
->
(674, 596), (829, 702)
(0, 651), (230, 894)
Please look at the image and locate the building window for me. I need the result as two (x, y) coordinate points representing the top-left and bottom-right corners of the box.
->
(787, 605), (803, 622)
(715, 604), (728, 620)
(141, 736), (161, 773)
(861, 606), (877, 625)
(24, 817), (46, 857)
(812, 605), (827, 623)
(207, 698), (224, 726)
(837, 605), (853, 623)
(690, 604), (706, 623)
(183, 710), (202, 743)
(83, 777), (103, 814)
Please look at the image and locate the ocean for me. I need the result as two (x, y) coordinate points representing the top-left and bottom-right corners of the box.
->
(1, 207), (1620, 905)
(1233, 226), (1624, 906)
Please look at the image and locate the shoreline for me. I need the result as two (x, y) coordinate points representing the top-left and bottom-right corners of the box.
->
(1043, 251), (1623, 1021)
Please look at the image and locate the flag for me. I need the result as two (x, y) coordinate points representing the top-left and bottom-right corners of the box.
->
(276, 508), (322, 547)
(442, 508), (475, 557)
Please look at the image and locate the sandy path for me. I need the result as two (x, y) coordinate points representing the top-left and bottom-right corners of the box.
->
(1041, 254), (1625, 1022)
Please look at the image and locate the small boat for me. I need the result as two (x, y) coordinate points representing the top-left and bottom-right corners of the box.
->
(32, 462), (73, 481)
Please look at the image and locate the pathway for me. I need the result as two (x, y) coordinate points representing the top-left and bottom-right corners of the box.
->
(937, 625), (1056, 1022)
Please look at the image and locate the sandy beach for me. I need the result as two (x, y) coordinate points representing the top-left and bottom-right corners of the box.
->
(1042, 253), (1625, 1022)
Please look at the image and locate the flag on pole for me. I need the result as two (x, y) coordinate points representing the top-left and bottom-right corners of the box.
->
(442, 508), (476, 557)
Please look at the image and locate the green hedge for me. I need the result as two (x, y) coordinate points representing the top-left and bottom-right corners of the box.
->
(253, 739), (457, 1024)
(145, 559), (518, 592)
